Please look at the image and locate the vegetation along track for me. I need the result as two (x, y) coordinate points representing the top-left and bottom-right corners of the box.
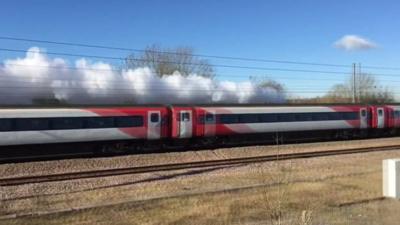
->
(2, 145), (400, 187)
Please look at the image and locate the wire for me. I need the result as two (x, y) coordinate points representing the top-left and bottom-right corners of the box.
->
(2, 47), (400, 78)
(0, 63), (400, 86)
(0, 84), (396, 94)
(0, 91), (324, 97)
(0, 61), (389, 78)
(4, 90), (398, 99)
(0, 48), (124, 61)
(0, 62), (352, 75)
(362, 65), (400, 71)
(0, 81), (339, 92)
(0, 74), (337, 86)
(0, 72), (346, 84)
(0, 81), (346, 90)
(0, 36), (351, 68)
(1, 36), (400, 78)
(0, 48), (352, 75)
(356, 70), (400, 78)
(5, 61), (400, 79)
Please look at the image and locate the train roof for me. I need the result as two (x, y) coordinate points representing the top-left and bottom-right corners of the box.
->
(1, 103), (400, 109)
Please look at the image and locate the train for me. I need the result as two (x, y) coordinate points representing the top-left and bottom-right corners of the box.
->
(0, 104), (400, 153)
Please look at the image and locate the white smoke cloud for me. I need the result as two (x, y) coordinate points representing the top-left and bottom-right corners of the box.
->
(334, 35), (377, 51)
(0, 47), (285, 105)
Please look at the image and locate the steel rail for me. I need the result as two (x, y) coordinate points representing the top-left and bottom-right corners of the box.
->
(0, 152), (94, 164)
(1, 145), (400, 186)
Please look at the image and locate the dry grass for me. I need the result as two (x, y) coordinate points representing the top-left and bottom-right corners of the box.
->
(2, 136), (400, 179)
(3, 139), (400, 224)
(0, 173), (388, 225)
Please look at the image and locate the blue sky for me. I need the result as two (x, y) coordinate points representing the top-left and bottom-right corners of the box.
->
(0, 0), (400, 97)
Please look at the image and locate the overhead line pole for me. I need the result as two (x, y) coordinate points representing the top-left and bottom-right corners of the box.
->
(352, 63), (356, 103)
(358, 63), (361, 103)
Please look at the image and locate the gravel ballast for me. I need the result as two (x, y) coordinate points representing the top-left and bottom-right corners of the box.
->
(2, 137), (400, 179)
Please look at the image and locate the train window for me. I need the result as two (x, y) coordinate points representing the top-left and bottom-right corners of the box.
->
(278, 114), (295, 122)
(342, 112), (359, 120)
(205, 113), (214, 122)
(311, 113), (323, 121)
(198, 116), (205, 124)
(219, 114), (239, 124)
(239, 114), (259, 123)
(0, 119), (12, 131)
(259, 114), (278, 123)
(361, 110), (367, 117)
(328, 112), (342, 120)
(395, 111), (400, 118)
(181, 112), (190, 122)
(200, 114), (215, 124)
(295, 113), (313, 121)
(7, 116), (146, 131)
(16, 118), (49, 131)
(319, 113), (329, 120)
(378, 109), (383, 116)
(320, 113), (330, 120)
(116, 116), (143, 127)
(85, 117), (114, 128)
(51, 118), (83, 129)
(150, 113), (160, 123)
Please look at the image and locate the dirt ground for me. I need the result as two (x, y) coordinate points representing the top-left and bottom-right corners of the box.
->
(3, 137), (400, 179)
(2, 138), (400, 224)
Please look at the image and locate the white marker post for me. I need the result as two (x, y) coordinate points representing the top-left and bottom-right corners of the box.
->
(383, 159), (400, 199)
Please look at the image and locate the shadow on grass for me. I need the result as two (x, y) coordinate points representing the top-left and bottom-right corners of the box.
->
(2, 165), (238, 202)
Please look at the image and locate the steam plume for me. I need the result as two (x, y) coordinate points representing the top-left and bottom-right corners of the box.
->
(0, 47), (285, 105)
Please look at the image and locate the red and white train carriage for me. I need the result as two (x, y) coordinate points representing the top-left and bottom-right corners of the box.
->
(0, 107), (169, 146)
(193, 105), (369, 137)
(0, 104), (399, 150)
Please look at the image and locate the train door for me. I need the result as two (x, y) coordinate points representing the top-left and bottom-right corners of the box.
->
(179, 110), (192, 138)
(204, 112), (216, 137)
(360, 108), (368, 129)
(377, 107), (385, 129)
(147, 111), (161, 139)
(394, 109), (400, 128)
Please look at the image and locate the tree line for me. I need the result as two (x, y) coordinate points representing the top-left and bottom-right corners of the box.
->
(30, 45), (395, 105)
(125, 45), (394, 104)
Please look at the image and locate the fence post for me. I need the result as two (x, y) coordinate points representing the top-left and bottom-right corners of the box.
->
(383, 159), (400, 198)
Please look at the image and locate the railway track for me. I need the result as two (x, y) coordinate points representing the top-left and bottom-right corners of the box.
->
(1, 145), (400, 187)
(0, 152), (94, 164)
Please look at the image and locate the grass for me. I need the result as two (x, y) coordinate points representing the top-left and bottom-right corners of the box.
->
(2, 148), (400, 224)
(0, 174), (385, 225)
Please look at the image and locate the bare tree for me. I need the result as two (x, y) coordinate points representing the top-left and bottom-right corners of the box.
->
(323, 84), (352, 103)
(251, 76), (287, 99)
(125, 45), (215, 78)
(31, 96), (68, 106)
(324, 73), (394, 103)
(260, 79), (286, 94)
